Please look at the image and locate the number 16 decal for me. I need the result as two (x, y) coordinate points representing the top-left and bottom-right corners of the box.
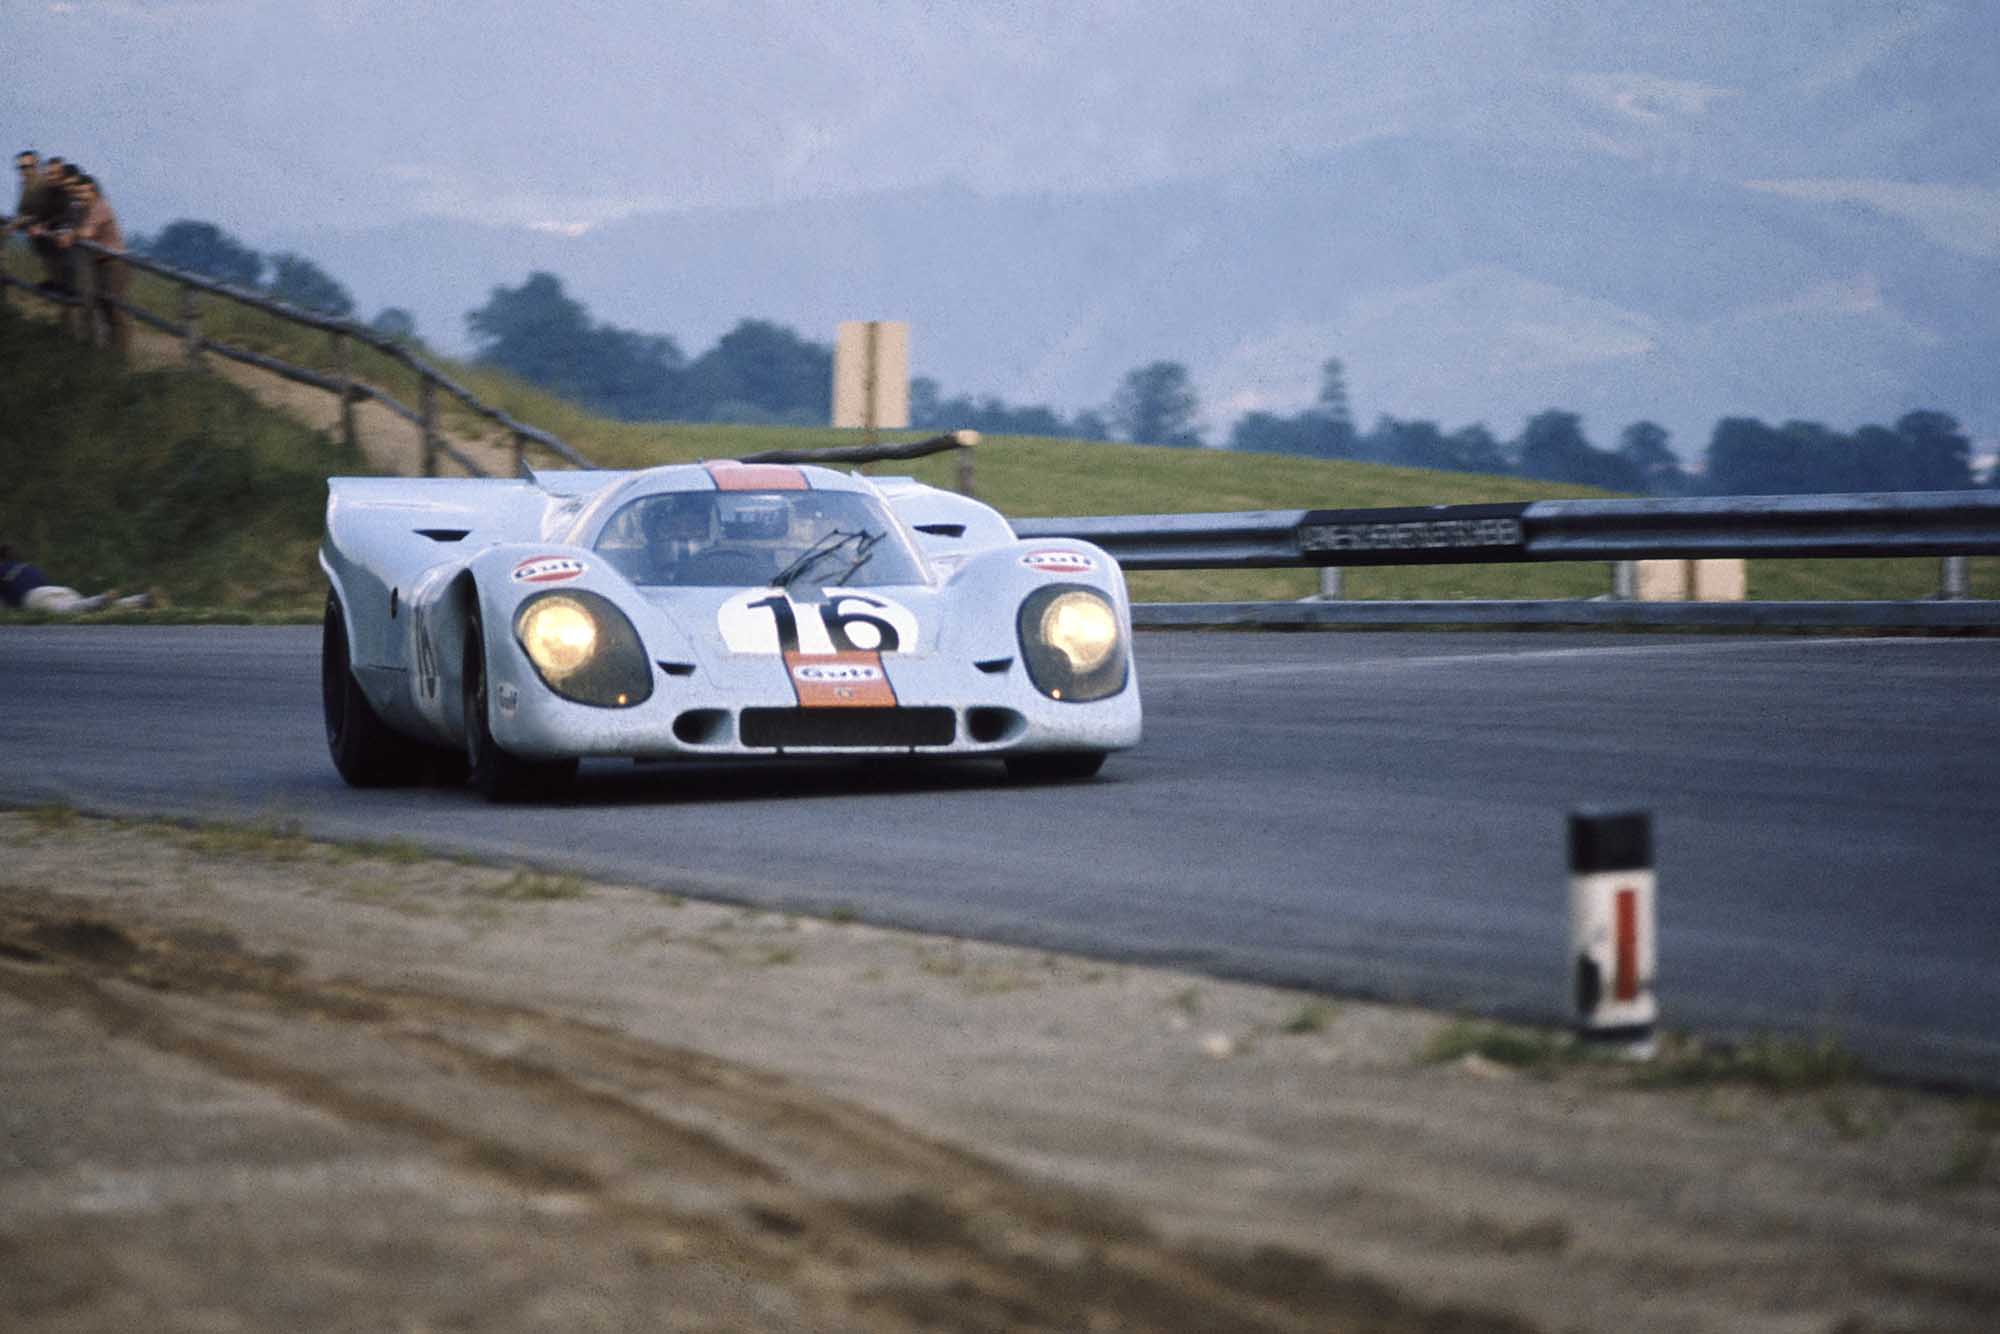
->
(719, 590), (920, 656)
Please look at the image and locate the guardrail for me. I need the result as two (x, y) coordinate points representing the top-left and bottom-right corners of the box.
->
(1, 235), (594, 478)
(1019, 494), (2000, 627)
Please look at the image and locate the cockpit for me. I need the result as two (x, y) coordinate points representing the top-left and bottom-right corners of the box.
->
(592, 488), (928, 589)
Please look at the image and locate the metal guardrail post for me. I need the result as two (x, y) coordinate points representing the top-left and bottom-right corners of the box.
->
(1939, 556), (1971, 600)
(419, 376), (439, 477)
(1315, 567), (1344, 600)
(1611, 561), (1637, 600)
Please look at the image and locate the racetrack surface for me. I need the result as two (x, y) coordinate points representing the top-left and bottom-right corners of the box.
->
(4, 626), (1996, 1086)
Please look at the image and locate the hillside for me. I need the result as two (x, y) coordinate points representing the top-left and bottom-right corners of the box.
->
(1, 286), (1989, 613)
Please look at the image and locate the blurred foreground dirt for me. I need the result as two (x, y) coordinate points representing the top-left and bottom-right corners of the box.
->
(1, 810), (1995, 1332)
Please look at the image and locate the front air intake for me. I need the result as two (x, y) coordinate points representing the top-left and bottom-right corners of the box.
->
(739, 708), (955, 749)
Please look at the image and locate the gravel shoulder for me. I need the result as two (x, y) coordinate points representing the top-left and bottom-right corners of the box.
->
(2, 809), (1995, 1333)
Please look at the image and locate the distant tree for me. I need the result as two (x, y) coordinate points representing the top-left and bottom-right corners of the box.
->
(370, 307), (418, 342)
(1515, 410), (1640, 490)
(1229, 411), (1316, 455)
(1891, 410), (1976, 490)
(467, 272), (594, 384)
(1068, 408), (1112, 442)
(1616, 421), (1689, 495)
(143, 219), (264, 288)
(1444, 423), (1510, 475)
(1110, 361), (1203, 446)
(908, 376), (944, 429)
(683, 319), (830, 425)
(1704, 416), (1781, 494)
(466, 272), (685, 420)
(265, 253), (354, 318)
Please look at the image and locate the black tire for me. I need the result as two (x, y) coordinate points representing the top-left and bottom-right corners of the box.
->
(322, 589), (428, 787)
(1003, 751), (1107, 784)
(463, 606), (577, 803)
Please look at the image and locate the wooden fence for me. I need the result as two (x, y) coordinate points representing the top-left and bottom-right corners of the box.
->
(0, 235), (594, 478)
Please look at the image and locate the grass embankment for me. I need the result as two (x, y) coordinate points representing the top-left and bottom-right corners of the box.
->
(6, 249), (1994, 609)
(0, 300), (360, 618)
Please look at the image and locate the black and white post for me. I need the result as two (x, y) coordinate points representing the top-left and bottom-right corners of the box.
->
(1567, 809), (1657, 1058)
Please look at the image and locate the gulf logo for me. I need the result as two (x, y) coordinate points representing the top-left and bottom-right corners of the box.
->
(792, 662), (884, 684)
(511, 555), (587, 584)
(1022, 549), (1095, 575)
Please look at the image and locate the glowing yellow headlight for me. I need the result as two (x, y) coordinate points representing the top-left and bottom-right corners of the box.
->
(518, 596), (598, 681)
(1040, 592), (1118, 673)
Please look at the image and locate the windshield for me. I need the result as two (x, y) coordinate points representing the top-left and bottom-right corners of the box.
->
(593, 489), (927, 589)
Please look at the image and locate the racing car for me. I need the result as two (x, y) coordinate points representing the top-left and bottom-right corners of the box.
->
(320, 444), (1141, 800)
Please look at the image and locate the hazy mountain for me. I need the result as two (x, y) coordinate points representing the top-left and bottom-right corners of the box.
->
(271, 131), (2000, 460)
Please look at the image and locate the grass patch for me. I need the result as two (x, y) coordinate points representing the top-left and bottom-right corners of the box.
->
(25, 802), (81, 834)
(1422, 1020), (1573, 1072)
(1639, 1033), (1862, 1092)
(0, 299), (363, 617)
(479, 870), (589, 902)
(1276, 1001), (1339, 1035)
(1937, 1099), (2000, 1187)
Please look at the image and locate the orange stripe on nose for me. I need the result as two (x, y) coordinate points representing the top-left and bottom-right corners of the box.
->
(783, 651), (897, 707)
(707, 461), (807, 491)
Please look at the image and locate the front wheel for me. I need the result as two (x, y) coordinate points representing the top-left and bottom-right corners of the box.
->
(463, 606), (576, 803)
(322, 590), (427, 787)
(1003, 751), (1107, 784)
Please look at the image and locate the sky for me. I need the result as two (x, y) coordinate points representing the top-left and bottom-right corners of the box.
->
(7, 0), (1998, 453)
(12, 0), (1994, 239)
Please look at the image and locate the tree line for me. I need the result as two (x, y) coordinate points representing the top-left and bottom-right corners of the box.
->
(137, 219), (1994, 494)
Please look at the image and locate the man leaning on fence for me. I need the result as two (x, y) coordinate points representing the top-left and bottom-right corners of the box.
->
(58, 173), (129, 355)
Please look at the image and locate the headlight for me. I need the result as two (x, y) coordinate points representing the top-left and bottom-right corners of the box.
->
(519, 598), (598, 681)
(1018, 584), (1127, 702)
(511, 590), (652, 708)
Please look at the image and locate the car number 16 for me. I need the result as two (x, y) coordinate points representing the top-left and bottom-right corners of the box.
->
(717, 590), (920, 656)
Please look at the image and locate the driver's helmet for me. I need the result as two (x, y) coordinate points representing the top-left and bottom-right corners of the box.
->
(718, 495), (793, 542)
(643, 494), (712, 549)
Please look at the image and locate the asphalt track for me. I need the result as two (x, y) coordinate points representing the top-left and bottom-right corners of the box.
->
(4, 626), (1997, 1087)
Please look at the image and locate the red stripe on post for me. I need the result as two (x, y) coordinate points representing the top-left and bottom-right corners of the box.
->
(1614, 888), (1640, 1003)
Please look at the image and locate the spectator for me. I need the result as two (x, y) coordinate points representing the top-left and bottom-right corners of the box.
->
(58, 173), (128, 354)
(3, 148), (40, 238)
(22, 156), (75, 293)
(0, 540), (148, 614)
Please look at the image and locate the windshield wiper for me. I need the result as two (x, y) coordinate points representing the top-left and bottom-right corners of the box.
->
(831, 530), (886, 586)
(773, 529), (865, 590)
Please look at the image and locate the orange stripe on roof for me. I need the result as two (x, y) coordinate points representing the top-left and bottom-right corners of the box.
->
(706, 461), (808, 491)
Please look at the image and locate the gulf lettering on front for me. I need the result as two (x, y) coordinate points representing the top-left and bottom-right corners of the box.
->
(784, 651), (897, 707)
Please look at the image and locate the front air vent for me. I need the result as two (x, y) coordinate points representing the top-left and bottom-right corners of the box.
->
(914, 523), (967, 538)
(974, 657), (1013, 674)
(740, 707), (955, 749)
(416, 528), (470, 542)
(656, 661), (697, 677)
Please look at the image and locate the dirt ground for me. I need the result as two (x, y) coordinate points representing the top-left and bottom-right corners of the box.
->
(2, 810), (1995, 1333)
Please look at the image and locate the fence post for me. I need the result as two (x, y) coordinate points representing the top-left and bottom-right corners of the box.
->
(179, 284), (204, 370)
(1939, 555), (1971, 601)
(78, 251), (102, 348)
(419, 375), (439, 477)
(512, 431), (528, 478)
(331, 330), (357, 452)
(955, 445), (975, 498)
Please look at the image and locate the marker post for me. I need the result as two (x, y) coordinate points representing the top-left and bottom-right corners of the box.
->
(1567, 810), (1657, 1058)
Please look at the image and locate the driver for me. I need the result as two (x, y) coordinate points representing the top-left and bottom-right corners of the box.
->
(641, 494), (712, 583)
